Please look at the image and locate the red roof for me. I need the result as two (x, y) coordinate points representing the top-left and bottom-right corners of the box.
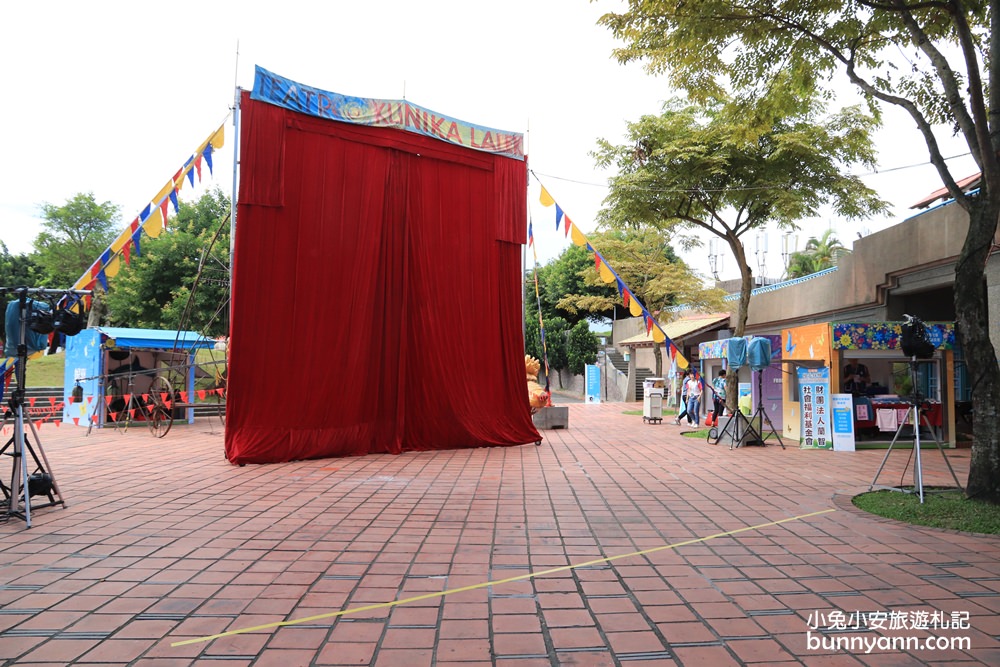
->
(910, 172), (981, 209)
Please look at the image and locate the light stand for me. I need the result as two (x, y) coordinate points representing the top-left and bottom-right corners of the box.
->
(868, 357), (963, 502)
(744, 367), (785, 449)
(1, 287), (86, 527)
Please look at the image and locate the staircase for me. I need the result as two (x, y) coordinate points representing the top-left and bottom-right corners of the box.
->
(604, 349), (656, 401)
(634, 368), (654, 402)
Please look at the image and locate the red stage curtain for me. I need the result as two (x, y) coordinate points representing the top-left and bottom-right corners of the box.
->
(225, 92), (539, 464)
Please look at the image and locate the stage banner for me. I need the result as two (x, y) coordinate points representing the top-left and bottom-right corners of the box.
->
(251, 65), (525, 160)
(585, 364), (601, 403)
(831, 393), (856, 451)
(798, 366), (832, 449)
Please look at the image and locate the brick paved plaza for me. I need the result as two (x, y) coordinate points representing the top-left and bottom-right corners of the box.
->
(0, 404), (998, 666)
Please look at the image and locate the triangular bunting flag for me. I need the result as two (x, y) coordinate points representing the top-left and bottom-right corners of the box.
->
(180, 391), (189, 404)
(105, 396), (113, 406)
(160, 199), (169, 231)
(555, 204), (564, 231)
(144, 207), (163, 238)
(169, 188), (179, 213)
(539, 186), (555, 207)
(565, 215), (573, 238)
(123, 241), (131, 265)
(140, 204), (152, 223)
(623, 290), (630, 309)
(29, 397), (36, 408)
(194, 154), (203, 182)
(527, 221), (534, 247)
(131, 227), (142, 257)
(203, 144), (214, 174)
(646, 315), (654, 335)
(48, 397), (56, 407)
(571, 224), (588, 247)
(197, 390), (206, 400)
(629, 297), (643, 317)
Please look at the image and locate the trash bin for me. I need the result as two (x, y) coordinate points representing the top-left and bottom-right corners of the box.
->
(643, 377), (666, 424)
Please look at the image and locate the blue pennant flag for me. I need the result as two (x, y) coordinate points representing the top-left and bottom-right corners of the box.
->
(555, 204), (564, 231)
(202, 144), (214, 175)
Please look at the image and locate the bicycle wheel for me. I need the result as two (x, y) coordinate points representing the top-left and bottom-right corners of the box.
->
(149, 375), (172, 408)
(148, 405), (173, 438)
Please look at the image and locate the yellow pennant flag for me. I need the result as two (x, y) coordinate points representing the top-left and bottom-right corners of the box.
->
(571, 225), (588, 247)
(144, 208), (163, 238)
(629, 298), (643, 317)
(675, 353), (690, 370)
(652, 326), (666, 344)
(598, 261), (616, 284)
(104, 256), (121, 279)
(111, 228), (131, 253)
(210, 125), (225, 149)
(153, 181), (174, 207)
(539, 186), (555, 207)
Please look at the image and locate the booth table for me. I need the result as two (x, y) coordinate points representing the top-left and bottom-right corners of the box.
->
(853, 396), (942, 438)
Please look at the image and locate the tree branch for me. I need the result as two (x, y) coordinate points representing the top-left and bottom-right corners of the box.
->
(891, 0), (985, 170)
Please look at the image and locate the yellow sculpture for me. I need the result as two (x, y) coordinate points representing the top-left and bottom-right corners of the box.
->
(525, 355), (551, 412)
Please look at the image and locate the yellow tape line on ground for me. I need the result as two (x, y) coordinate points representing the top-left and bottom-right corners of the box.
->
(171, 508), (836, 647)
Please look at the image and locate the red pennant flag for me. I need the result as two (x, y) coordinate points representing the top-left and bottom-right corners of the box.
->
(91, 414), (99, 423)
(123, 240), (131, 265)
(86, 396), (93, 404)
(164, 400), (172, 410)
(29, 397), (37, 408)
(646, 316), (654, 335)
(105, 396), (113, 406)
(72, 417), (80, 426)
(179, 391), (189, 404)
(142, 393), (149, 404)
(160, 199), (169, 231)
(84, 294), (92, 309)
(54, 421), (60, 428)
(48, 397), (56, 407)
(36, 421), (42, 430)
(110, 412), (118, 421)
(623, 291), (630, 308)
(565, 215), (573, 237)
(67, 395), (75, 405)
(197, 390), (206, 400)
(194, 154), (203, 181)
(160, 393), (168, 404)
(130, 409), (137, 418)
(216, 388), (224, 397)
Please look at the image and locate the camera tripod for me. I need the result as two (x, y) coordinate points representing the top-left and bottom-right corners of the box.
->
(1, 287), (73, 527)
(868, 357), (962, 503)
(709, 368), (785, 449)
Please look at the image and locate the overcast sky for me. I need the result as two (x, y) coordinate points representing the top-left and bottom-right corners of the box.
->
(0, 1), (978, 284)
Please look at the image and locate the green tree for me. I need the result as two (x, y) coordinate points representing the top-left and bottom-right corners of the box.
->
(33, 193), (119, 288)
(0, 242), (42, 288)
(556, 228), (726, 376)
(566, 320), (600, 376)
(594, 98), (885, 405)
(104, 189), (230, 336)
(526, 316), (570, 388)
(531, 244), (614, 327)
(786, 229), (850, 278)
(600, 2), (1000, 501)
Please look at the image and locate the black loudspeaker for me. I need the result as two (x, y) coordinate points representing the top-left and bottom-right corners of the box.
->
(901, 315), (935, 359)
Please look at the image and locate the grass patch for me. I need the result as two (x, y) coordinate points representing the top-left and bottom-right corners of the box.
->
(853, 489), (1000, 535)
(622, 409), (680, 417)
(22, 353), (65, 387)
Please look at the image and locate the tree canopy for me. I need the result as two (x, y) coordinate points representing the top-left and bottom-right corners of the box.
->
(32, 192), (119, 288)
(104, 189), (230, 336)
(599, 1), (1000, 500)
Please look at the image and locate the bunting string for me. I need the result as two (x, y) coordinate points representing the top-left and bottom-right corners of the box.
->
(527, 215), (553, 396)
(531, 172), (690, 370)
(71, 120), (229, 293)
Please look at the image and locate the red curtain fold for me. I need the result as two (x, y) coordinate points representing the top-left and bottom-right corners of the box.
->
(225, 92), (539, 464)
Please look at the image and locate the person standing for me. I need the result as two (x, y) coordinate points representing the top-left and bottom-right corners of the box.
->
(710, 369), (727, 427)
(684, 371), (703, 425)
(672, 369), (690, 425)
(843, 358), (870, 394)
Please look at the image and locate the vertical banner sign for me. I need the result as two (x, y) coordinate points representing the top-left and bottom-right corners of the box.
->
(798, 367), (832, 449)
(585, 364), (601, 404)
(831, 393), (856, 451)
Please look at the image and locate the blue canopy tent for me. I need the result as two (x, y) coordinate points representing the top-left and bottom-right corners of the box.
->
(62, 327), (215, 428)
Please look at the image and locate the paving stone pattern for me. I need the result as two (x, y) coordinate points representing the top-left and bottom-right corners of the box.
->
(0, 405), (998, 666)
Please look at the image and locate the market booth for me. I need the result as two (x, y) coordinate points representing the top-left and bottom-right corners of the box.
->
(62, 327), (214, 428)
(780, 321), (958, 448)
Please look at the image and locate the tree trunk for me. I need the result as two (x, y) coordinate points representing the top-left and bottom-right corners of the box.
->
(958, 202), (1000, 502)
(87, 286), (106, 328)
(724, 234), (753, 411)
(653, 344), (662, 377)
